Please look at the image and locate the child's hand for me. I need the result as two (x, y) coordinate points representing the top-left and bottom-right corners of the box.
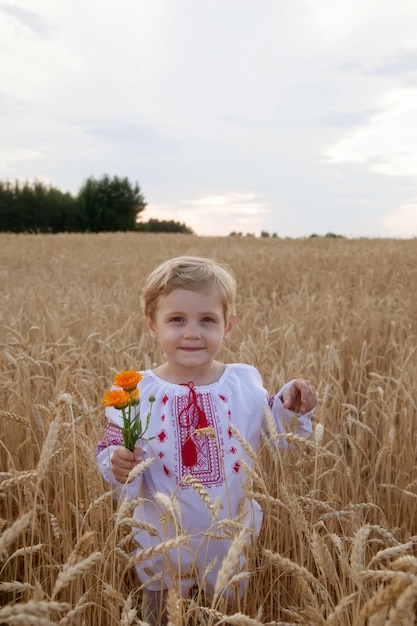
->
(111, 445), (145, 483)
(281, 379), (318, 415)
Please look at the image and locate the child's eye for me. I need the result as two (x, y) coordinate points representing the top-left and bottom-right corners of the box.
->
(201, 316), (215, 323)
(170, 316), (184, 323)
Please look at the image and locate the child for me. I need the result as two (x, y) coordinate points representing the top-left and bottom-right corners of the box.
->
(97, 256), (318, 624)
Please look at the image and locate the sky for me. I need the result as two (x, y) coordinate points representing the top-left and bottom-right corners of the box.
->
(1, 1), (417, 238)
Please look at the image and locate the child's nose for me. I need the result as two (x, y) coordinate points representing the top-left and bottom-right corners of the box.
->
(183, 322), (201, 337)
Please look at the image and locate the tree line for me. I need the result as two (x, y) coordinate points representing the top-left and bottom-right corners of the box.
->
(0, 175), (194, 234)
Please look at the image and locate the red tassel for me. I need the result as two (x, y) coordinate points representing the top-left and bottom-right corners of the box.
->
(182, 437), (197, 467)
(178, 381), (209, 467)
(197, 405), (209, 429)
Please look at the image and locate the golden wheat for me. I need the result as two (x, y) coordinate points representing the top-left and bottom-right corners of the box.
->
(1, 233), (417, 624)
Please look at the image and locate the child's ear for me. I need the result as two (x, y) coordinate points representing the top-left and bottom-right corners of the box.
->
(146, 316), (157, 337)
(224, 315), (236, 337)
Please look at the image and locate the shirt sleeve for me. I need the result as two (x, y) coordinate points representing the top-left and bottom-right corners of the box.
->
(96, 425), (142, 500)
(268, 379), (314, 448)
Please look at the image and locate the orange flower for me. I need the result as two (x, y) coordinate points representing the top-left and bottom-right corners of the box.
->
(103, 389), (131, 410)
(129, 388), (140, 406)
(102, 370), (155, 451)
(113, 370), (142, 391)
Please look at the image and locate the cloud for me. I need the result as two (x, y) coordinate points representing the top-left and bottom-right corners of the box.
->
(321, 110), (374, 128)
(305, 0), (417, 57)
(7, 147), (45, 163)
(2, 1), (417, 238)
(0, 3), (48, 37)
(83, 120), (180, 157)
(383, 202), (417, 237)
(145, 193), (269, 236)
(185, 193), (265, 214)
(323, 87), (417, 177)
(369, 50), (417, 78)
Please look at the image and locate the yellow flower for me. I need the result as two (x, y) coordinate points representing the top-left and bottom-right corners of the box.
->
(103, 389), (131, 410)
(113, 370), (142, 392)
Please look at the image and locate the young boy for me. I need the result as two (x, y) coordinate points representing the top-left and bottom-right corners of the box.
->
(97, 256), (318, 624)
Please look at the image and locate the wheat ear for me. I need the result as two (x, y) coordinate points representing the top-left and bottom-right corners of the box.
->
(0, 512), (32, 560)
(166, 588), (183, 626)
(51, 551), (102, 599)
(385, 579), (417, 626)
(359, 575), (412, 620)
(212, 528), (248, 604)
(127, 535), (189, 566)
(0, 601), (70, 625)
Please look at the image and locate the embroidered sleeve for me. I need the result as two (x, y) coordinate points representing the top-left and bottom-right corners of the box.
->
(96, 423), (123, 454)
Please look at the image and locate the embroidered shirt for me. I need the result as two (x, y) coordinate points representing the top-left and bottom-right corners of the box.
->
(96, 363), (313, 593)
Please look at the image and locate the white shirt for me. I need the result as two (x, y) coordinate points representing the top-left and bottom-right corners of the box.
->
(97, 363), (313, 593)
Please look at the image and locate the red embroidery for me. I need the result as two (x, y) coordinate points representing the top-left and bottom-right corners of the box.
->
(178, 382), (209, 467)
(163, 465), (170, 476)
(230, 446), (237, 454)
(158, 451), (165, 458)
(233, 461), (240, 473)
(97, 424), (123, 454)
(157, 430), (167, 443)
(161, 413), (166, 422)
(219, 394), (228, 402)
(228, 425), (233, 438)
(175, 389), (223, 487)
(162, 394), (169, 405)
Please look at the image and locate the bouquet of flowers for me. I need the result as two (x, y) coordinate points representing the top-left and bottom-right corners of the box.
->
(102, 370), (155, 451)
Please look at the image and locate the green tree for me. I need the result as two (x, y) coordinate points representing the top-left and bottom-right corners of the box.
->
(45, 188), (82, 232)
(138, 218), (194, 234)
(0, 181), (18, 232)
(77, 175), (146, 232)
(0, 180), (79, 233)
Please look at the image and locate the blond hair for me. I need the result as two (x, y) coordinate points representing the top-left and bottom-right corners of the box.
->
(143, 256), (236, 322)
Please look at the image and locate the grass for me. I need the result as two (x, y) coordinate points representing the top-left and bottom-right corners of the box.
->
(1, 232), (417, 624)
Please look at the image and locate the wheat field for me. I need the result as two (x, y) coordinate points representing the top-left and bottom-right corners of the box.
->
(1, 232), (417, 625)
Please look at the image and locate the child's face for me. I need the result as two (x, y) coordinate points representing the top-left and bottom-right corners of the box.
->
(147, 288), (235, 376)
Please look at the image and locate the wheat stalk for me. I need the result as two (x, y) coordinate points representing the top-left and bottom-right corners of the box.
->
(166, 587), (183, 626)
(212, 528), (248, 603)
(368, 539), (417, 567)
(0, 601), (70, 625)
(350, 524), (372, 575)
(127, 535), (189, 566)
(51, 551), (102, 598)
(385, 578), (417, 626)
(0, 512), (32, 560)
(0, 581), (35, 593)
(118, 518), (159, 536)
(359, 575), (413, 620)
(326, 592), (359, 625)
(310, 529), (338, 583)
(2, 235), (417, 623)
(181, 475), (222, 518)
(154, 491), (181, 523)
(8, 543), (44, 559)
(58, 591), (93, 625)
(0, 470), (37, 491)
(263, 549), (325, 595)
